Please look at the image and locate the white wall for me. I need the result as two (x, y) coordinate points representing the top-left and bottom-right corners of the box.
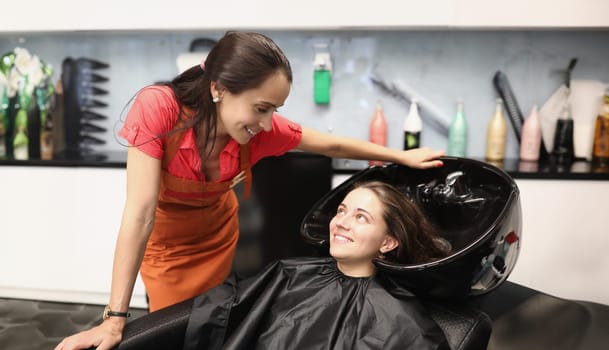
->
(0, 166), (147, 308)
(509, 179), (609, 305)
(2, 0), (608, 31)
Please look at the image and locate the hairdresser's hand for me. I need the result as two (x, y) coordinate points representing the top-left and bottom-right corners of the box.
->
(398, 147), (445, 169)
(54, 319), (125, 350)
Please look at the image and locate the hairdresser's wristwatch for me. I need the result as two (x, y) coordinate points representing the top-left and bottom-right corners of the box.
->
(102, 305), (131, 321)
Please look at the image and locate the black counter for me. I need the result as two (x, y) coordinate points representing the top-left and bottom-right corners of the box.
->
(2, 152), (609, 180)
(494, 158), (609, 180)
(333, 158), (609, 181)
(0, 151), (128, 168)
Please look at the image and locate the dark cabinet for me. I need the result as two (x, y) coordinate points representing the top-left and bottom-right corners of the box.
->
(233, 151), (332, 277)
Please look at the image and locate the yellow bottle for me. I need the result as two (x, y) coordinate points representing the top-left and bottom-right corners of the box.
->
(486, 98), (507, 162)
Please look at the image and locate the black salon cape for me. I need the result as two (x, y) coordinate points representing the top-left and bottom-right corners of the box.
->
(183, 257), (449, 350)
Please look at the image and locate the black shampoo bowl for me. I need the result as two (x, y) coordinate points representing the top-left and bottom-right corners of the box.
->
(302, 157), (521, 298)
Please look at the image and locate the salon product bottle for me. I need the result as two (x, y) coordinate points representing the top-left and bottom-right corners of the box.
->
(592, 92), (609, 165)
(447, 100), (468, 157)
(403, 99), (422, 150)
(313, 50), (332, 105)
(37, 87), (53, 160)
(519, 104), (542, 162)
(13, 92), (29, 160)
(369, 101), (387, 166)
(486, 98), (507, 162)
(551, 86), (575, 165)
(27, 92), (41, 159)
(0, 87), (7, 158)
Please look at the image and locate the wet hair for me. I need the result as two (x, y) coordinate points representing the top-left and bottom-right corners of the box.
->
(164, 31), (293, 166)
(352, 181), (451, 265)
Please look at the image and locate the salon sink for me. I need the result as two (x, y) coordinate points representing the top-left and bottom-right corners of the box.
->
(302, 156), (521, 299)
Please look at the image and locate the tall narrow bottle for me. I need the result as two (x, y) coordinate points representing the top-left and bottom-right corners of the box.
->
(520, 105), (542, 161)
(369, 101), (387, 166)
(552, 87), (575, 165)
(486, 98), (507, 162)
(36, 86), (54, 160)
(403, 99), (422, 150)
(0, 87), (7, 158)
(592, 91), (609, 165)
(447, 100), (468, 157)
(13, 91), (29, 160)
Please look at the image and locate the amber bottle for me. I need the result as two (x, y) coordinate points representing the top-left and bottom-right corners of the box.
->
(592, 92), (609, 165)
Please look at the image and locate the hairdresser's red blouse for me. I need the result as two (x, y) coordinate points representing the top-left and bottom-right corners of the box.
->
(118, 86), (302, 182)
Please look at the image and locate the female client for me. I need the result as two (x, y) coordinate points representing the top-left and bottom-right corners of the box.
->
(183, 180), (452, 350)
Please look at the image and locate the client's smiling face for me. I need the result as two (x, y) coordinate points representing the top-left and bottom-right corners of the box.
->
(329, 187), (398, 277)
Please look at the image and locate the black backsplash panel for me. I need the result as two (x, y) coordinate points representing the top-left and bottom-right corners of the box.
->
(233, 151), (332, 277)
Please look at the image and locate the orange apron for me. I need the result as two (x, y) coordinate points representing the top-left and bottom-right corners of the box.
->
(140, 125), (252, 311)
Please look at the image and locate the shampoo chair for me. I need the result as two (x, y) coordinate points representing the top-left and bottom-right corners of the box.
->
(107, 157), (609, 350)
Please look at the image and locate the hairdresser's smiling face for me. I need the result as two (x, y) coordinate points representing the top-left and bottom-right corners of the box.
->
(211, 70), (290, 144)
(329, 187), (398, 277)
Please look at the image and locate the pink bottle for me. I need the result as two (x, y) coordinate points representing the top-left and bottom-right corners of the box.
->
(369, 101), (387, 166)
(520, 105), (542, 162)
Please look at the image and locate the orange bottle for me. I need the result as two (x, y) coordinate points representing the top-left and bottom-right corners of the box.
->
(592, 91), (609, 165)
(369, 101), (387, 166)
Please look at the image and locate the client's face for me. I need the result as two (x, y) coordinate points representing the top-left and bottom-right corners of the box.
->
(329, 187), (397, 277)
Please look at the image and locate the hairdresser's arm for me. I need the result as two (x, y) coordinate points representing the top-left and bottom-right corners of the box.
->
(297, 127), (444, 169)
(55, 147), (161, 350)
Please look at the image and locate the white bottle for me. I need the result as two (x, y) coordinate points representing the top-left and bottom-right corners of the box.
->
(403, 99), (422, 150)
(520, 105), (542, 162)
(486, 98), (507, 162)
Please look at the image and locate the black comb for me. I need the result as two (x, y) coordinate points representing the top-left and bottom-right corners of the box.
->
(493, 71), (524, 142)
(493, 70), (550, 160)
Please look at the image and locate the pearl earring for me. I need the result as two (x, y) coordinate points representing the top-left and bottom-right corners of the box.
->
(212, 97), (220, 103)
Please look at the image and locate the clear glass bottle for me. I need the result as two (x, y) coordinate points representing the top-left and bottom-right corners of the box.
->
(486, 98), (507, 162)
(447, 100), (468, 157)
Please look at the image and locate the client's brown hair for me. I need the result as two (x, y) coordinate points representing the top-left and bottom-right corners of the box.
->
(353, 181), (451, 264)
